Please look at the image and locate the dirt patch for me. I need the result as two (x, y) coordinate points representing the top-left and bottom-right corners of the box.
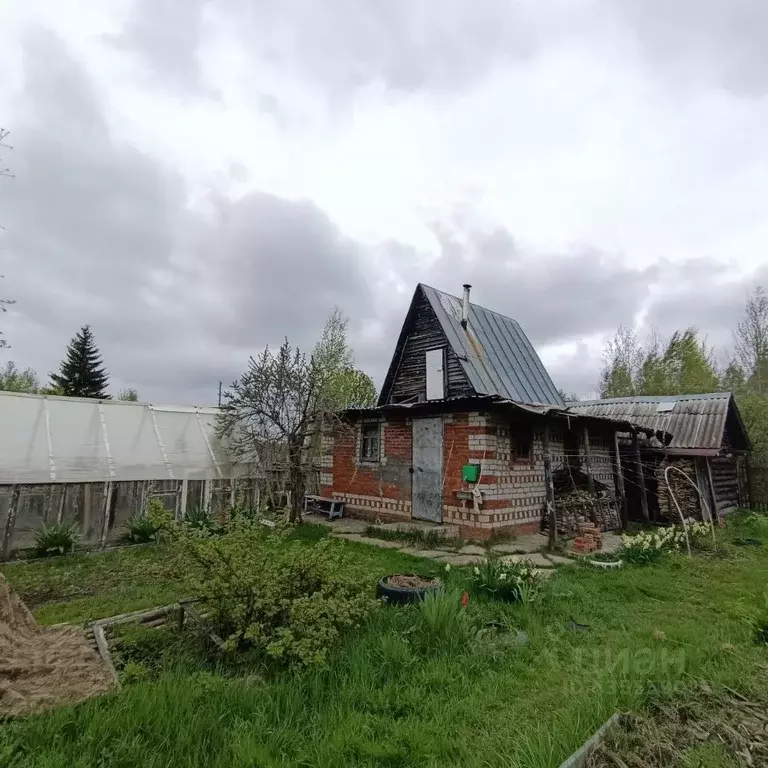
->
(587, 683), (768, 767)
(386, 575), (441, 589)
(0, 573), (114, 718)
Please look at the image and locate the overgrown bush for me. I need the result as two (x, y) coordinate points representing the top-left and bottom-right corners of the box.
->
(146, 498), (175, 531)
(467, 558), (541, 602)
(33, 522), (80, 558)
(740, 512), (768, 539)
(173, 521), (378, 667)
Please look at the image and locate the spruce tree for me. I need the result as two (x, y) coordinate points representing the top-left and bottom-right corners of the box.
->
(49, 325), (110, 398)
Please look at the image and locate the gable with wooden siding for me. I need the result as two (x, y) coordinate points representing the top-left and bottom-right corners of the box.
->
(378, 284), (564, 407)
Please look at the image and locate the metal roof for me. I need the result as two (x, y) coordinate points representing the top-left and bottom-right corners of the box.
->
(419, 284), (564, 406)
(344, 394), (665, 439)
(566, 393), (746, 452)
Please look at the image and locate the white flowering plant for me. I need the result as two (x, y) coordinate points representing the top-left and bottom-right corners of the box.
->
(621, 522), (712, 565)
(468, 558), (541, 602)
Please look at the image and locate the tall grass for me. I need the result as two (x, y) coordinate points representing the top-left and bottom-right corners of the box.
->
(1, 514), (767, 766)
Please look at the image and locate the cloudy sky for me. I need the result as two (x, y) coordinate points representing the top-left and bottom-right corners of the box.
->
(1, 0), (767, 405)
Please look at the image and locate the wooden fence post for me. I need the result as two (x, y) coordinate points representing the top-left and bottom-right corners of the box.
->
(543, 423), (557, 547)
(179, 479), (189, 520)
(633, 433), (650, 522)
(100, 481), (114, 548)
(613, 431), (628, 530)
(705, 458), (719, 523)
(1, 485), (21, 561)
(57, 483), (68, 524)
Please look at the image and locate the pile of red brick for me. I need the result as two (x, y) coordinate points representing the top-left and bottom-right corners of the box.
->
(572, 521), (603, 554)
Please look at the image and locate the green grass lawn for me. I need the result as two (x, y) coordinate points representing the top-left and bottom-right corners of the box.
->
(2, 517), (768, 767)
(0, 524), (437, 625)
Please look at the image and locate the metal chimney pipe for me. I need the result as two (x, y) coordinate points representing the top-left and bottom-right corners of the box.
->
(461, 284), (471, 329)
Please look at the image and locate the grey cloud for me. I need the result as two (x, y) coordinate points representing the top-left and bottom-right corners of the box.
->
(425, 221), (659, 346)
(612, 0), (768, 94)
(191, 191), (375, 352)
(641, 261), (768, 360)
(111, 0), (213, 96)
(115, 0), (768, 104)
(119, 0), (546, 98)
(0, 27), (386, 404)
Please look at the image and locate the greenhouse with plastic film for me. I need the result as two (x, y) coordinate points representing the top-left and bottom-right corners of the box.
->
(0, 392), (259, 559)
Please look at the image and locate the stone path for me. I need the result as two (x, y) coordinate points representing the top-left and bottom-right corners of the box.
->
(303, 515), (625, 572)
(500, 553), (552, 568)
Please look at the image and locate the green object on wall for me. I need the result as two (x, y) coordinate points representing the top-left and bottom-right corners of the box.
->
(462, 464), (479, 482)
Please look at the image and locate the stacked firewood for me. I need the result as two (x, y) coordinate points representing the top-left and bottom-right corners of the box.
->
(656, 458), (701, 521)
(548, 490), (620, 537)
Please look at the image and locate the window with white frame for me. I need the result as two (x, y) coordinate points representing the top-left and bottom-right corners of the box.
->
(360, 422), (380, 462)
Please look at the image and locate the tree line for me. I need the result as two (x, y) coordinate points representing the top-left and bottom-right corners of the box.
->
(599, 286), (768, 462)
(0, 324), (138, 401)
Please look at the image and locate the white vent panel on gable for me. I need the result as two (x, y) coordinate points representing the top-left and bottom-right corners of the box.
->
(425, 349), (445, 400)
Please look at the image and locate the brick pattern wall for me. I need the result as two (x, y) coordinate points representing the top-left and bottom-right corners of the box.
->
(321, 416), (414, 521)
(440, 413), (567, 537)
(325, 410), (615, 539)
(586, 433), (616, 488)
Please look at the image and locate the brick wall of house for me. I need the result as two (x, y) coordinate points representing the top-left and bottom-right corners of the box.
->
(320, 415), (414, 520)
(324, 410), (615, 539)
(440, 412), (566, 538)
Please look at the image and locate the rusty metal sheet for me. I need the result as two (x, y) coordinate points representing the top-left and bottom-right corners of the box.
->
(567, 393), (733, 450)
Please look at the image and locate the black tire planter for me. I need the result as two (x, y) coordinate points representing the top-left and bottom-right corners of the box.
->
(376, 575), (442, 604)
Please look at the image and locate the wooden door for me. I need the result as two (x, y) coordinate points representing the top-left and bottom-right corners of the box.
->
(412, 418), (443, 522)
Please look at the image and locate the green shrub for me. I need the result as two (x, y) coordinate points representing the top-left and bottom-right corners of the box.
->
(146, 498), (175, 531)
(753, 591), (768, 645)
(741, 513), (768, 539)
(621, 542), (665, 566)
(173, 522), (378, 667)
(468, 558), (541, 602)
(121, 514), (161, 544)
(184, 505), (223, 537)
(120, 661), (151, 685)
(33, 522), (80, 558)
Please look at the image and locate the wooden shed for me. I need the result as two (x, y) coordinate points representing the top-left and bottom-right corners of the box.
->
(567, 393), (751, 521)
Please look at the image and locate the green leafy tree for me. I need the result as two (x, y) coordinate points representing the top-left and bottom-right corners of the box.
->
(49, 325), (110, 398)
(557, 387), (580, 403)
(728, 287), (768, 465)
(640, 329), (719, 396)
(219, 308), (377, 522)
(720, 360), (747, 394)
(312, 307), (377, 409)
(598, 326), (642, 398)
(600, 326), (719, 398)
(734, 287), (768, 397)
(118, 388), (139, 401)
(0, 361), (39, 393)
